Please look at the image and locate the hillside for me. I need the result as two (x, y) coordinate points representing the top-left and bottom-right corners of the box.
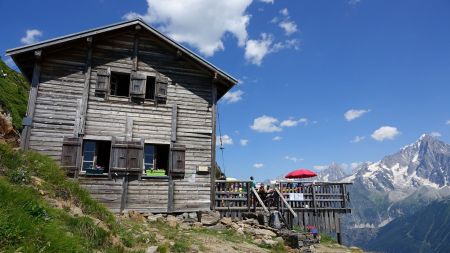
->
(366, 198), (450, 253)
(0, 59), (29, 130)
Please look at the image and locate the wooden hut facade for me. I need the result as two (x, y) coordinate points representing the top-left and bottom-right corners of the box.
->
(6, 19), (237, 214)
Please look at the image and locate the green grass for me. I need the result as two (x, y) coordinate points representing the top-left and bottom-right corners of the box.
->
(0, 143), (133, 252)
(319, 233), (338, 244)
(0, 59), (29, 130)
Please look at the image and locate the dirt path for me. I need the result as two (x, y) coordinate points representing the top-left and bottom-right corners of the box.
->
(194, 234), (270, 253)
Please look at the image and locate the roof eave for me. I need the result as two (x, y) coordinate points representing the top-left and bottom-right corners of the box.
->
(5, 19), (238, 85)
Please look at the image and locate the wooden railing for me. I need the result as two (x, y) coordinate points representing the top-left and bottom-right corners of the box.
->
(214, 180), (351, 219)
(278, 181), (351, 212)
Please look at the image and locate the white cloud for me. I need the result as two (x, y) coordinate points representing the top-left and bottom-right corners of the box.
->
(430, 132), (441, 137)
(279, 20), (298, 36)
(285, 156), (302, 163)
(250, 115), (282, 133)
(244, 33), (300, 65)
(244, 33), (273, 66)
(272, 136), (282, 141)
(217, 134), (233, 146)
(253, 163), (264, 168)
(222, 89), (244, 103)
(21, 29), (42, 45)
(446, 120), (450, 125)
(124, 0), (252, 56)
(280, 8), (289, 16)
(371, 126), (400, 141)
(350, 135), (365, 143)
(280, 118), (308, 127)
(344, 109), (370, 121)
(313, 165), (328, 171)
(259, 0), (274, 3)
(348, 0), (361, 5)
(240, 139), (249, 146)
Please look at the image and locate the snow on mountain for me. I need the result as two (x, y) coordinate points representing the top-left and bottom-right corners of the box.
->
(316, 162), (349, 182)
(346, 134), (450, 196)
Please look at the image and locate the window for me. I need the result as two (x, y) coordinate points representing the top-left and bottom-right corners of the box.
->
(145, 76), (156, 100)
(110, 72), (130, 97)
(143, 144), (169, 175)
(82, 140), (111, 173)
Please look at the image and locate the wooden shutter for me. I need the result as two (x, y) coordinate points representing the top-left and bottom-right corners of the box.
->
(127, 139), (144, 173)
(171, 145), (186, 175)
(110, 138), (144, 175)
(95, 68), (110, 98)
(60, 137), (81, 176)
(130, 71), (146, 103)
(156, 75), (168, 102)
(110, 138), (128, 174)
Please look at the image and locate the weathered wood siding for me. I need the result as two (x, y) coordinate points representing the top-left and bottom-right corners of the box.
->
(29, 44), (87, 160)
(28, 27), (214, 213)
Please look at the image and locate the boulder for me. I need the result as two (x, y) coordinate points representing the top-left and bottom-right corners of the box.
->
(166, 215), (180, 228)
(128, 210), (146, 222)
(145, 246), (158, 253)
(247, 227), (277, 239)
(242, 218), (259, 226)
(147, 213), (164, 223)
(200, 211), (221, 226)
(220, 217), (233, 226)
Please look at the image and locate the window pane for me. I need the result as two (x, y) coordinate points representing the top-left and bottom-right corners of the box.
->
(145, 76), (156, 99)
(144, 145), (155, 171)
(84, 141), (96, 152)
(83, 151), (95, 162)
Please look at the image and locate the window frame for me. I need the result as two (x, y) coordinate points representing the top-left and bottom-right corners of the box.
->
(109, 71), (131, 98)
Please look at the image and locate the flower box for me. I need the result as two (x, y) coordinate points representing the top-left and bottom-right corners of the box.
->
(145, 169), (166, 177)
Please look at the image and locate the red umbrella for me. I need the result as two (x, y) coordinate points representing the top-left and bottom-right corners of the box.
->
(285, 169), (317, 179)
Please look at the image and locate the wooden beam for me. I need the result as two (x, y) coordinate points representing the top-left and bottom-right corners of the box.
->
(80, 37), (93, 135)
(125, 116), (133, 141)
(132, 25), (140, 71)
(275, 188), (297, 218)
(119, 175), (129, 214)
(20, 50), (42, 150)
(167, 103), (177, 213)
(171, 104), (177, 142)
(210, 82), (217, 210)
(251, 187), (269, 214)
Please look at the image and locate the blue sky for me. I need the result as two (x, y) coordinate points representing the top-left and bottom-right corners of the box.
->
(1, 0), (450, 181)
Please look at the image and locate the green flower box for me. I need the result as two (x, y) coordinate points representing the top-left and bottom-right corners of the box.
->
(145, 169), (166, 177)
(85, 168), (104, 174)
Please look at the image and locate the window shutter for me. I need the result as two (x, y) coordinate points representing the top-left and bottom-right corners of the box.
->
(110, 137), (144, 176)
(110, 138), (128, 174)
(61, 137), (81, 176)
(156, 75), (168, 102)
(171, 145), (186, 175)
(95, 68), (110, 98)
(127, 139), (144, 174)
(130, 71), (146, 103)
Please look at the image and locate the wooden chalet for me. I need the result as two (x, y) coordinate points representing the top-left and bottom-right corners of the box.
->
(7, 20), (351, 243)
(6, 19), (236, 214)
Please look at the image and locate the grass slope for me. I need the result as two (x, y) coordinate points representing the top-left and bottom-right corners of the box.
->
(0, 143), (125, 253)
(0, 59), (29, 130)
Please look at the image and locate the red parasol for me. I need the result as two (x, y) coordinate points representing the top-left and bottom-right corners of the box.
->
(285, 169), (317, 179)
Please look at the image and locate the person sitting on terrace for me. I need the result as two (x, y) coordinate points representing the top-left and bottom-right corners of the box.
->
(258, 184), (267, 202)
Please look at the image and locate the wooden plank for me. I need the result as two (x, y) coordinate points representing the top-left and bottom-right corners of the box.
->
(80, 37), (93, 135)
(120, 176), (129, 214)
(21, 50), (42, 150)
(210, 82), (217, 209)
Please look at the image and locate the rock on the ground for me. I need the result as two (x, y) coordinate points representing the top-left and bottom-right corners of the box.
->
(220, 217), (233, 226)
(145, 246), (158, 253)
(201, 211), (221, 226)
(147, 213), (164, 222)
(247, 227), (277, 239)
(166, 215), (180, 228)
